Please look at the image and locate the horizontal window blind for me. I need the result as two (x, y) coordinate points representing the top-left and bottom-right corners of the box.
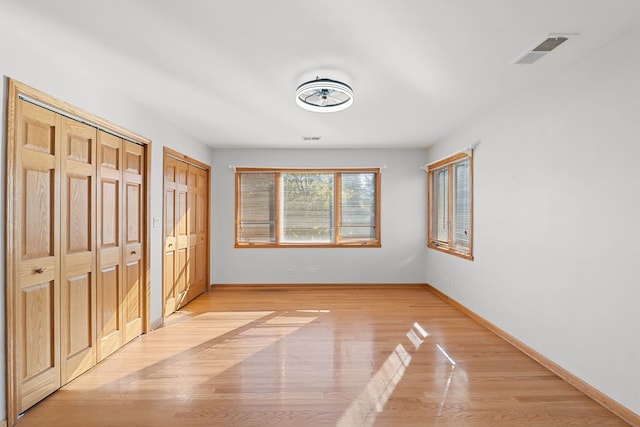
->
(237, 172), (276, 243)
(427, 152), (473, 260)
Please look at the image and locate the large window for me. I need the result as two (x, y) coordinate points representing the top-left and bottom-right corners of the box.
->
(236, 168), (380, 247)
(427, 152), (473, 259)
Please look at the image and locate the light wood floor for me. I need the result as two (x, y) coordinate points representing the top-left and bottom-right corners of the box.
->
(17, 285), (628, 426)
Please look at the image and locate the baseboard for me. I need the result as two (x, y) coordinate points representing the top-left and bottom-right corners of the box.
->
(425, 284), (640, 427)
(211, 283), (429, 289)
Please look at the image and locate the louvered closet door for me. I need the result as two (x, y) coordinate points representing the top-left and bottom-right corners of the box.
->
(59, 117), (97, 384)
(97, 131), (124, 361)
(123, 141), (145, 342)
(15, 100), (62, 412)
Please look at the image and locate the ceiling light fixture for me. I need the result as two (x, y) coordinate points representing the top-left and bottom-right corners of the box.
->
(296, 77), (353, 112)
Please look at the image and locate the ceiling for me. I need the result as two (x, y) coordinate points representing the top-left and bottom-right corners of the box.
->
(6, 1), (640, 149)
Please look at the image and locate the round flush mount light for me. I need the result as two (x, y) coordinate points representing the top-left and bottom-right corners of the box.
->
(296, 77), (353, 112)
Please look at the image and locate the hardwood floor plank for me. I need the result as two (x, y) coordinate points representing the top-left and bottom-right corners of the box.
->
(16, 285), (630, 426)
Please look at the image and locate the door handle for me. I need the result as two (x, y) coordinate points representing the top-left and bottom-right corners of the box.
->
(34, 268), (45, 274)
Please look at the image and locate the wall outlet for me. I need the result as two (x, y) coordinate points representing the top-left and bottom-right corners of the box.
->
(287, 268), (295, 274)
(308, 267), (317, 273)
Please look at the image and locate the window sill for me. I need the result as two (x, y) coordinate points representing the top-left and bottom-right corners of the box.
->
(235, 241), (381, 249)
(428, 242), (473, 261)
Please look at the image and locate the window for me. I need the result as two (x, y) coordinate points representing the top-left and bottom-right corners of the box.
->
(236, 168), (380, 247)
(427, 152), (473, 259)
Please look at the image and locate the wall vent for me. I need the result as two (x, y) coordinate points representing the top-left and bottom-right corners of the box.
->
(514, 36), (569, 65)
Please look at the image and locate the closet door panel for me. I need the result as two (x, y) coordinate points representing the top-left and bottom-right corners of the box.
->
(97, 131), (123, 360)
(163, 251), (177, 315)
(185, 166), (208, 304)
(124, 260), (143, 340)
(163, 158), (178, 315)
(60, 118), (97, 384)
(194, 169), (209, 288)
(15, 100), (61, 412)
(175, 161), (190, 309)
(98, 265), (121, 358)
(62, 272), (93, 380)
(123, 141), (144, 343)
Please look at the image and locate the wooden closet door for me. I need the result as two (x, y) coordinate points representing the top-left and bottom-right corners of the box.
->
(123, 141), (145, 343)
(175, 160), (190, 309)
(14, 100), (62, 412)
(162, 151), (210, 316)
(185, 166), (208, 304)
(96, 131), (124, 360)
(194, 167), (209, 294)
(163, 156), (178, 315)
(59, 117), (97, 384)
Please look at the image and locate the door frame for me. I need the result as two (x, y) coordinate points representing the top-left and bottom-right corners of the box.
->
(162, 147), (211, 317)
(5, 79), (152, 425)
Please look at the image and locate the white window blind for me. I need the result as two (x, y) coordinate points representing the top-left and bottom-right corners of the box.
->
(427, 152), (473, 259)
(237, 172), (276, 243)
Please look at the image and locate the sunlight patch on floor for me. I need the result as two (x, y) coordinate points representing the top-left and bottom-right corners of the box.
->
(337, 322), (428, 427)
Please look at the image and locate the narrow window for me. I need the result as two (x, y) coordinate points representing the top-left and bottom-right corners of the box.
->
(236, 168), (381, 247)
(237, 172), (276, 244)
(339, 172), (377, 242)
(427, 152), (473, 259)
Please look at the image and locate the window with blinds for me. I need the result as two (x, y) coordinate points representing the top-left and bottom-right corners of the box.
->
(427, 152), (473, 260)
(236, 168), (381, 247)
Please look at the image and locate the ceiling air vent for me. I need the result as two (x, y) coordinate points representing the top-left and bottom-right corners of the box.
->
(514, 36), (569, 65)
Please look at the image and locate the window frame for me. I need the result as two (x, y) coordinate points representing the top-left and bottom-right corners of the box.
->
(235, 167), (381, 248)
(427, 152), (474, 260)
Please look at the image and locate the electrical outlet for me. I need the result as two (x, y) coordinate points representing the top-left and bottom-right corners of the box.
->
(287, 268), (295, 274)
(308, 267), (317, 273)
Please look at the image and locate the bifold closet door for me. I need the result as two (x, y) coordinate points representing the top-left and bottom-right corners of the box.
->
(8, 81), (149, 423)
(96, 134), (145, 357)
(14, 100), (62, 412)
(185, 166), (208, 304)
(97, 132), (124, 361)
(175, 160), (190, 309)
(123, 141), (145, 343)
(163, 151), (209, 316)
(59, 117), (98, 384)
(163, 156), (179, 315)
(164, 157), (190, 314)
(14, 101), (100, 408)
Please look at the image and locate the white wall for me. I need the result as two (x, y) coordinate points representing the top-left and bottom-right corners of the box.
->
(425, 26), (640, 415)
(0, 6), (213, 422)
(211, 148), (428, 284)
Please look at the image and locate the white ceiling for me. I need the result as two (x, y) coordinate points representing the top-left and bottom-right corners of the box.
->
(7, 0), (640, 149)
